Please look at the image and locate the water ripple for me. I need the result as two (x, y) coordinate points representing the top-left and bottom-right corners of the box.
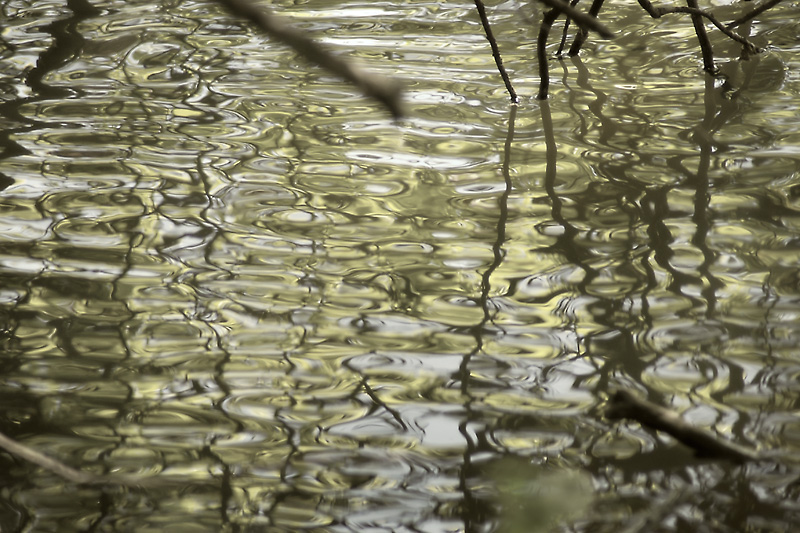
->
(1, 1), (800, 532)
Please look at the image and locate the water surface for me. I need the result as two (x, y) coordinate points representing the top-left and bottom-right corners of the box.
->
(1, 1), (799, 531)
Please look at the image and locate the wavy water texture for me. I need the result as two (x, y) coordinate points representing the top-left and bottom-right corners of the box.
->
(0, 0), (799, 531)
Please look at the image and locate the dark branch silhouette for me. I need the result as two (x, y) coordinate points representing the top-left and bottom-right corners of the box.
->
(212, 0), (405, 119)
(687, 0), (716, 72)
(634, 0), (760, 53)
(533, 0), (781, 98)
(536, 0), (615, 38)
(727, 0), (783, 29)
(207, 0), (786, 108)
(537, 8), (563, 100)
(568, 0), (606, 56)
(475, 0), (518, 103)
(606, 390), (761, 464)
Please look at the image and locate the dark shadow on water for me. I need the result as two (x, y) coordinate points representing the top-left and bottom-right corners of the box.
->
(454, 103), (517, 533)
(0, 0), (100, 190)
(556, 41), (800, 533)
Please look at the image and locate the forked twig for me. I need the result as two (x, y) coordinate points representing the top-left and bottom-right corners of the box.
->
(556, 0), (582, 56)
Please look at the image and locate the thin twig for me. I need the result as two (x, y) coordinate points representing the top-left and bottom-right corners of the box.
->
(568, 0), (606, 56)
(0, 431), (98, 485)
(606, 390), (762, 464)
(0, 430), (213, 488)
(536, 0), (615, 39)
(556, 0), (582, 56)
(727, 0), (783, 29)
(537, 8), (562, 99)
(475, 0), (518, 103)
(687, 0), (716, 73)
(212, 0), (404, 119)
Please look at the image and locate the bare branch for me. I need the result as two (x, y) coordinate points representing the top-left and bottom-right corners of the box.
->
(537, 8), (562, 99)
(606, 390), (762, 464)
(0, 430), (215, 488)
(536, 0), (615, 39)
(0, 430), (98, 485)
(568, 0), (606, 56)
(727, 0), (783, 29)
(687, 0), (716, 73)
(636, 0), (761, 53)
(556, 0), (582, 56)
(475, 0), (518, 103)
(212, 0), (404, 119)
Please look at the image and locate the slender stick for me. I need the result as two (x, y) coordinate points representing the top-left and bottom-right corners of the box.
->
(0, 430), (213, 488)
(474, 0), (518, 103)
(537, 9), (562, 100)
(535, 0), (615, 39)
(212, 0), (404, 119)
(568, 0), (606, 56)
(556, 0), (582, 56)
(687, 0), (716, 73)
(727, 0), (783, 29)
(606, 390), (762, 464)
(0, 431), (98, 485)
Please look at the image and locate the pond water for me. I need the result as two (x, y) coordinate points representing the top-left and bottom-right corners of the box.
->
(1, 0), (799, 531)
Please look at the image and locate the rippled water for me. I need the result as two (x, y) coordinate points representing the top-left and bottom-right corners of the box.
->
(1, 0), (799, 531)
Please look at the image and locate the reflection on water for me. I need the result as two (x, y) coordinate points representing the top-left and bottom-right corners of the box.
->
(1, 0), (799, 531)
